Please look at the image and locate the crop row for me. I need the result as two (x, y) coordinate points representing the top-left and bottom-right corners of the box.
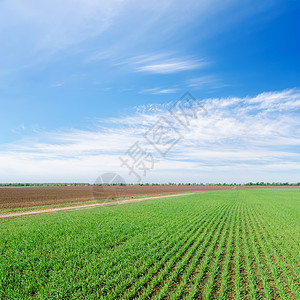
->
(0, 189), (299, 299)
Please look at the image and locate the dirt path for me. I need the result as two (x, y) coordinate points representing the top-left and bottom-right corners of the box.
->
(0, 193), (196, 219)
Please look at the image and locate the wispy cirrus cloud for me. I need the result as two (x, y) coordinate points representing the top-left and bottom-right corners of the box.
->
(140, 87), (179, 95)
(0, 0), (285, 80)
(187, 75), (229, 90)
(0, 0), (126, 77)
(1, 89), (300, 183)
(0, 0), (126, 51)
(136, 57), (207, 74)
(114, 52), (208, 74)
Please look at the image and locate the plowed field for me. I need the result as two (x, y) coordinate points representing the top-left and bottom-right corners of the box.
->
(0, 185), (232, 209)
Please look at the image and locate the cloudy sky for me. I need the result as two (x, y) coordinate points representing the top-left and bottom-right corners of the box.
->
(0, 0), (299, 183)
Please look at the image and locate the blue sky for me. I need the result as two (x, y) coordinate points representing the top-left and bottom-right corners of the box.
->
(0, 0), (299, 183)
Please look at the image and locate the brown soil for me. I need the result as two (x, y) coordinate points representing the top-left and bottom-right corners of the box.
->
(0, 193), (195, 219)
(0, 185), (298, 210)
(0, 186), (232, 210)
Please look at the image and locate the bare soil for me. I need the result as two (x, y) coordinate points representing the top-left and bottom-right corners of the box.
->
(0, 186), (232, 209)
(0, 193), (195, 218)
(0, 185), (298, 210)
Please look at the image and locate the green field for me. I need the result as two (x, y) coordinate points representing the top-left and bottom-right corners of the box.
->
(0, 189), (299, 299)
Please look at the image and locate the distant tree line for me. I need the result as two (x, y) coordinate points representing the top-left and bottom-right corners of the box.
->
(243, 182), (299, 186)
(0, 183), (90, 187)
(0, 182), (299, 187)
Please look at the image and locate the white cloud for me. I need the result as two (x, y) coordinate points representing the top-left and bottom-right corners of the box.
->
(1, 89), (300, 183)
(136, 58), (206, 74)
(0, 0), (126, 75)
(0, 0), (283, 80)
(109, 51), (207, 75)
(0, 0), (125, 50)
(51, 83), (64, 87)
(187, 75), (228, 90)
(113, 52), (207, 74)
(140, 88), (179, 94)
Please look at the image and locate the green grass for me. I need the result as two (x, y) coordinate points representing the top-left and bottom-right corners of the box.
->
(0, 189), (299, 299)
